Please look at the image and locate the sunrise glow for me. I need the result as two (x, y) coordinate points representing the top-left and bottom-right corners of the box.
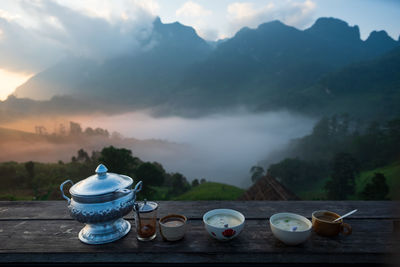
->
(0, 68), (33, 100)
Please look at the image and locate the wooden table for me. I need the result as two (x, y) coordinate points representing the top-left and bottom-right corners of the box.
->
(0, 201), (399, 266)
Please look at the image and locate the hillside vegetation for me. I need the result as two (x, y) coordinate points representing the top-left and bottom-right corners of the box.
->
(265, 115), (400, 200)
(295, 162), (400, 200)
(0, 146), (191, 201)
(0, 146), (244, 201)
(173, 182), (244, 201)
(357, 162), (400, 199)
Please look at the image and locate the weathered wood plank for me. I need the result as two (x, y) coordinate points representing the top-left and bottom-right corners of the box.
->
(0, 201), (398, 265)
(0, 201), (398, 220)
(0, 219), (398, 264)
(0, 252), (395, 265)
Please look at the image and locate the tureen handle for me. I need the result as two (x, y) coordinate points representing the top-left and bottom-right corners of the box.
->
(134, 181), (143, 193)
(60, 180), (74, 204)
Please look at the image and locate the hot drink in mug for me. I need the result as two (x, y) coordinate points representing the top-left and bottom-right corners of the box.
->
(312, 210), (352, 237)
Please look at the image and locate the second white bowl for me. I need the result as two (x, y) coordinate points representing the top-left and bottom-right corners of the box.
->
(270, 212), (312, 246)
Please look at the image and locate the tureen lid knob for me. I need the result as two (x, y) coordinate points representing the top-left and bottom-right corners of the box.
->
(95, 164), (108, 175)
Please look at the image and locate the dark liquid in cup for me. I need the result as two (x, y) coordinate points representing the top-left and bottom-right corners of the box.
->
(317, 214), (337, 222)
(138, 224), (156, 238)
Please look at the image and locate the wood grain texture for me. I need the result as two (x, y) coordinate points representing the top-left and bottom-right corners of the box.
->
(0, 201), (398, 220)
(0, 219), (397, 263)
(0, 201), (398, 264)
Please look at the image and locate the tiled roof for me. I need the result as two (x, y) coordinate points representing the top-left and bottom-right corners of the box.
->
(238, 173), (300, 200)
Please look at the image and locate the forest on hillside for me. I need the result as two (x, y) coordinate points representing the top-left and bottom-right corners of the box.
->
(253, 115), (400, 200)
(1, 115), (399, 201)
(0, 146), (214, 201)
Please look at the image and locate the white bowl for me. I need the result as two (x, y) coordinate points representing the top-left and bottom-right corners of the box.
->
(203, 209), (245, 241)
(269, 212), (312, 246)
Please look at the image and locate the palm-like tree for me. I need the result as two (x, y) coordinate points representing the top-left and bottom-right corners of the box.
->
(250, 166), (265, 183)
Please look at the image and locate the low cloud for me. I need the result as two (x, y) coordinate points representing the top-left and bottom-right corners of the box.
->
(176, 1), (212, 17)
(227, 0), (316, 36)
(77, 110), (316, 187)
(0, 0), (156, 73)
(0, 0), (318, 72)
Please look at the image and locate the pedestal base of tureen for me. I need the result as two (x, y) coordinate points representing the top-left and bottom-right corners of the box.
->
(78, 218), (131, 244)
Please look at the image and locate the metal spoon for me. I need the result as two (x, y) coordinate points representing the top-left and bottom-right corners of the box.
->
(134, 203), (142, 232)
(333, 209), (358, 222)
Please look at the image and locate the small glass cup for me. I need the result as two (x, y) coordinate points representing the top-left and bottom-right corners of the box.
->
(134, 200), (158, 241)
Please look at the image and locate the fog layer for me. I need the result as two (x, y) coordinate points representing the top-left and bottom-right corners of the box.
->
(76, 110), (315, 188)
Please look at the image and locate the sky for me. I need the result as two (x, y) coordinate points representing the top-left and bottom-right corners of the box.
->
(0, 0), (399, 100)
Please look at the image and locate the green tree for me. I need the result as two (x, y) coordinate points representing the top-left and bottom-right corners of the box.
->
(24, 161), (50, 199)
(385, 118), (400, 162)
(77, 149), (90, 163)
(135, 162), (166, 198)
(167, 172), (190, 196)
(94, 128), (109, 137)
(0, 164), (17, 188)
(135, 162), (165, 187)
(191, 179), (200, 187)
(25, 161), (35, 179)
(250, 165), (265, 183)
(84, 127), (95, 136)
(24, 161), (36, 194)
(361, 173), (389, 200)
(99, 146), (140, 174)
(268, 158), (327, 192)
(32, 173), (53, 200)
(353, 121), (385, 169)
(311, 116), (331, 142)
(325, 153), (358, 200)
(69, 121), (82, 135)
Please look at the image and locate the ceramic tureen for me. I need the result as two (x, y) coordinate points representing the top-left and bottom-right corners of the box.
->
(60, 164), (142, 244)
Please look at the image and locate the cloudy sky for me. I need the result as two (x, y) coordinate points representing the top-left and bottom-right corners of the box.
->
(0, 0), (399, 100)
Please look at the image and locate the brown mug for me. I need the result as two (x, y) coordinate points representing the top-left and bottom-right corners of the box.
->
(312, 210), (352, 237)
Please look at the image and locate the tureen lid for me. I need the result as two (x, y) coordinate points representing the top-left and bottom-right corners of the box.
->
(70, 164), (133, 197)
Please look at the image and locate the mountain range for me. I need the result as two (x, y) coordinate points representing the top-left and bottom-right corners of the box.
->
(4, 17), (400, 121)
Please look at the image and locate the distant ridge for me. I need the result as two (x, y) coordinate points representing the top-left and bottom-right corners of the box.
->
(305, 17), (361, 43)
(6, 16), (400, 120)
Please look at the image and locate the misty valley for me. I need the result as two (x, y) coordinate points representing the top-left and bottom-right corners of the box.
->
(1, 110), (399, 202)
(0, 111), (315, 188)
